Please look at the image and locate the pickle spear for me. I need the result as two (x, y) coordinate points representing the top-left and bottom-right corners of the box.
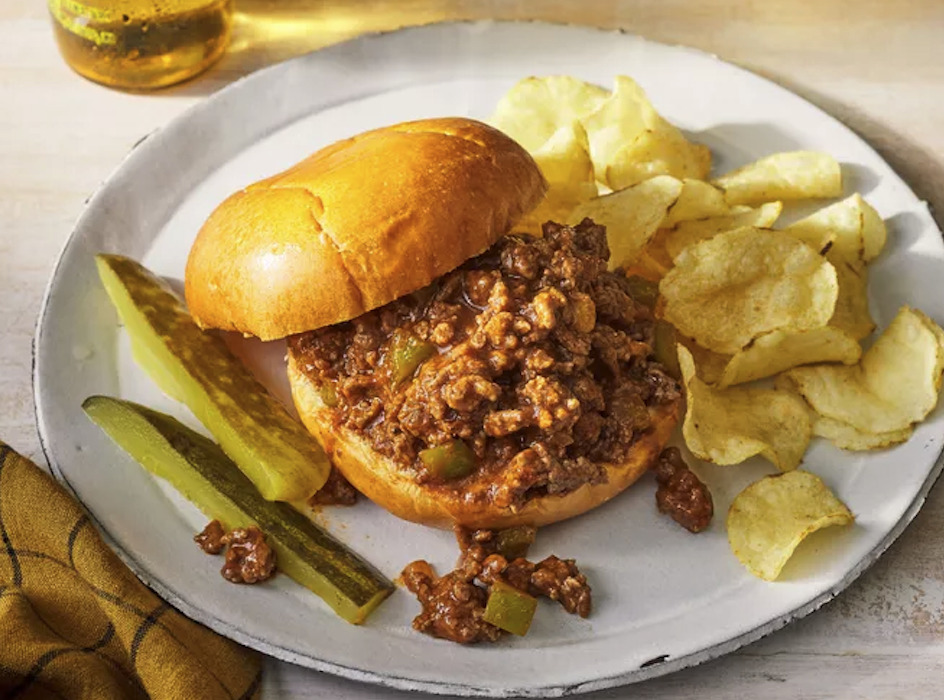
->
(95, 254), (328, 501)
(83, 395), (393, 624)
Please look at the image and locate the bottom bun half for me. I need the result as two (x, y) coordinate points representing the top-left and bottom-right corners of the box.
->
(288, 355), (682, 530)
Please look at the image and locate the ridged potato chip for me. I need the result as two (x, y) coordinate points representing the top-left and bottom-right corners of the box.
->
(661, 179), (730, 228)
(489, 75), (610, 152)
(717, 326), (861, 388)
(652, 322), (730, 383)
(584, 76), (710, 190)
(783, 193), (886, 261)
(515, 121), (598, 236)
(623, 241), (674, 281)
(660, 228), (839, 354)
(569, 175), (682, 270)
(812, 415), (913, 451)
(679, 345), (811, 471)
(712, 151), (842, 206)
(828, 255), (875, 340)
(783, 307), (944, 433)
(727, 470), (854, 581)
(663, 202), (784, 260)
(675, 333), (729, 385)
(605, 132), (711, 192)
(581, 77), (645, 180)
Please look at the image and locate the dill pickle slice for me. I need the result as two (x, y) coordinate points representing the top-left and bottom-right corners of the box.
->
(83, 395), (393, 624)
(493, 525), (537, 560)
(418, 440), (476, 480)
(483, 581), (537, 636)
(316, 381), (339, 408)
(386, 331), (436, 387)
(653, 320), (681, 379)
(95, 254), (328, 501)
(623, 275), (660, 309)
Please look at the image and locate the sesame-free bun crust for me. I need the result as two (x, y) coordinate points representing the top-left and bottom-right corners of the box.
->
(185, 118), (547, 340)
(287, 355), (682, 529)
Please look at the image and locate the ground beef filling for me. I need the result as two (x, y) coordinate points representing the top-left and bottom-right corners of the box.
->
(307, 467), (359, 507)
(654, 447), (714, 533)
(401, 526), (591, 644)
(194, 521), (277, 585)
(289, 220), (680, 508)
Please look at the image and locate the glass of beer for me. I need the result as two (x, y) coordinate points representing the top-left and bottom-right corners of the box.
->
(48, 0), (234, 90)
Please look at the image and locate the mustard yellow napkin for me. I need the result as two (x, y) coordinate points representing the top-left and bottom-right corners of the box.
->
(0, 442), (262, 699)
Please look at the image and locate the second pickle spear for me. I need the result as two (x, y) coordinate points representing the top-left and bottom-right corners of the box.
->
(83, 395), (393, 623)
(96, 254), (329, 501)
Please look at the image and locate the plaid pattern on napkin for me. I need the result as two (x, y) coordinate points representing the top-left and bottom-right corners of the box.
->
(0, 442), (261, 699)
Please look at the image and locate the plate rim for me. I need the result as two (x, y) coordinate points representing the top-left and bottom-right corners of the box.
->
(32, 19), (944, 698)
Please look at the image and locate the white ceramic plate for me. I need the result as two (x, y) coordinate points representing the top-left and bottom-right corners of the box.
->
(34, 21), (944, 698)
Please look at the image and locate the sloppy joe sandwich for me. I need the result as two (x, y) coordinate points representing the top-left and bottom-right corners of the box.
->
(185, 117), (682, 529)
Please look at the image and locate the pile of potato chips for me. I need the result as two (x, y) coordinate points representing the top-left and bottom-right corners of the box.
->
(490, 75), (944, 582)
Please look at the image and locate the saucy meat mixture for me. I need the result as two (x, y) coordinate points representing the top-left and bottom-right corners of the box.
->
(401, 526), (591, 644)
(194, 520), (277, 584)
(290, 220), (681, 507)
(307, 466), (359, 507)
(654, 447), (713, 533)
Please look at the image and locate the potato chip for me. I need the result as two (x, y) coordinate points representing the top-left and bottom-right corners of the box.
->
(727, 470), (854, 581)
(515, 121), (598, 236)
(679, 345), (811, 471)
(861, 204), (889, 261)
(676, 334), (729, 385)
(712, 151), (842, 206)
(605, 131), (711, 191)
(581, 77), (646, 181)
(489, 76), (610, 153)
(923, 306), (944, 350)
(624, 228), (677, 281)
(717, 326), (861, 388)
(783, 194), (886, 261)
(663, 202), (784, 260)
(661, 179), (729, 228)
(659, 228), (839, 354)
(783, 306), (944, 433)
(828, 255), (875, 340)
(812, 415), (913, 451)
(532, 121), (598, 204)
(583, 76), (710, 189)
(650, 319), (728, 383)
(623, 245), (673, 281)
(569, 175), (682, 270)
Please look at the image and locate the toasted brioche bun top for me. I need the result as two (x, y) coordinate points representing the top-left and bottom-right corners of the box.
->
(184, 117), (547, 340)
(287, 355), (682, 529)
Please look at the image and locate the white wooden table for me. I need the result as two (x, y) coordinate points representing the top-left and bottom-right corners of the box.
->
(3, 1), (944, 697)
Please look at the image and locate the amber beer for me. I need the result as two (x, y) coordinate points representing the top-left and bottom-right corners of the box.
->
(48, 0), (233, 89)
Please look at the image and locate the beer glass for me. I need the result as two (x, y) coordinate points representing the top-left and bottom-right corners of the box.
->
(48, 0), (233, 89)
